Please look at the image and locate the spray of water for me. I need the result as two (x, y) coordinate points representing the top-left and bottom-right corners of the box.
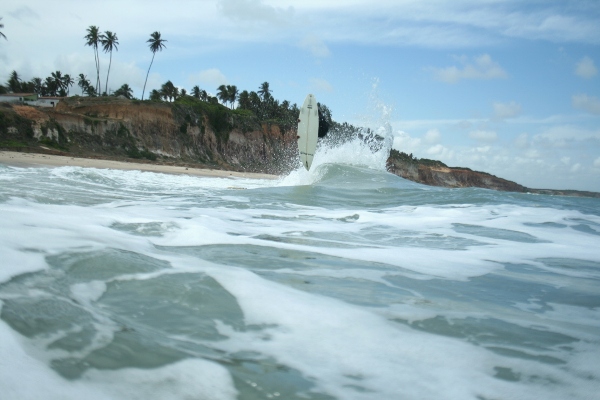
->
(279, 79), (395, 186)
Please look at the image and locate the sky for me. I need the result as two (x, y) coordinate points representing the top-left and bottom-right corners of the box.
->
(1, 0), (599, 191)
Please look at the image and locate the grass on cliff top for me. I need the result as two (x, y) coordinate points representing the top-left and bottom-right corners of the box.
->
(389, 149), (449, 168)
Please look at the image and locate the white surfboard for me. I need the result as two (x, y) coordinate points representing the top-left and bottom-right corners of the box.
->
(297, 94), (319, 170)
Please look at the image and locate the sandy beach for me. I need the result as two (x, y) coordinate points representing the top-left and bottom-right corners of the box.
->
(0, 151), (279, 180)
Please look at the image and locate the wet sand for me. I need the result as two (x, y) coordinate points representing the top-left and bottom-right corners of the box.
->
(0, 151), (278, 180)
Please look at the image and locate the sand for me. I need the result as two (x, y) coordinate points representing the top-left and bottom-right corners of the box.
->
(0, 151), (279, 180)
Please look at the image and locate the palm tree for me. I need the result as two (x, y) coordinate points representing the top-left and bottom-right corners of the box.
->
(7, 70), (21, 92)
(216, 84), (228, 105)
(258, 81), (272, 101)
(84, 26), (101, 94)
(142, 31), (167, 101)
(30, 77), (43, 95)
(227, 85), (238, 108)
(249, 91), (261, 109)
(43, 76), (58, 96)
(238, 90), (250, 109)
(160, 80), (177, 102)
(51, 71), (64, 95)
(0, 17), (6, 40)
(114, 83), (133, 99)
(78, 73), (89, 95)
(63, 74), (74, 96)
(149, 89), (161, 101)
(101, 31), (118, 94)
(191, 85), (201, 99)
(199, 89), (208, 102)
(85, 85), (97, 97)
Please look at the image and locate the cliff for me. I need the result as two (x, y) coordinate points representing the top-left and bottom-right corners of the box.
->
(386, 149), (528, 192)
(0, 97), (297, 174)
(1, 98), (598, 198)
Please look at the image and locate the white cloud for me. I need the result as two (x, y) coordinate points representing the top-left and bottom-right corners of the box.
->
(424, 129), (440, 143)
(570, 163), (582, 173)
(515, 133), (529, 148)
(493, 101), (522, 119)
(430, 54), (508, 84)
(560, 156), (571, 166)
(393, 130), (421, 154)
(575, 56), (597, 79)
(594, 157), (600, 168)
(217, 0), (294, 25)
(572, 94), (600, 115)
(309, 78), (333, 93)
(426, 144), (454, 160)
(525, 149), (541, 159)
(188, 68), (228, 88)
(299, 35), (330, 58)
(426, 144), (444, 156)
(532, 125), (600, 148)
(469, 129), (497, 142)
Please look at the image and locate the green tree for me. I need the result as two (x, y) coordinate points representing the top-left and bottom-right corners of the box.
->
(216, 84), (228, 106)
(238, 90), (250, 109)
(258, 81), (272, 102)
(191, 85), (201, 99)
(199, 89), (208, 101)
(101, 30), (119, 94)
(43, 76), (58, 96)
(160, 80), (177, 102)
(0, 17), (7, 41)
(63, 74), (74, 96)
(77, 73), (90, 95)
(249, 91), (261, 115)
(30, 77), (43, 95)
(84, 26), (102, 94)
(149, 89), (161, 101)
(142, 31), (167, 101)
(7, 70), (21, 92)
(227, 85), (238, 109)
(114, 83), (133, 99)
(51, 71), (64, 95)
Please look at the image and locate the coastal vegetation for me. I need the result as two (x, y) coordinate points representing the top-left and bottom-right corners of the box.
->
(142, 31), (167, 101)
(101, 31), (119, 94)
(83, 26), (102, 94)
(0, 21), (340, 141)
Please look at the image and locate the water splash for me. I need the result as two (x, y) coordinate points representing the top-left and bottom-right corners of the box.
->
(280, 78), (395, 186)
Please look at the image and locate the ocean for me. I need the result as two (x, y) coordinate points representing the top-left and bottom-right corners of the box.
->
(1, 137), (599, 400)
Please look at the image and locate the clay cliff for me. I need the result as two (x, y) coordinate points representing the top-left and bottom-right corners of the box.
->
(1, 97), (297, 174)
(1, 98), (598, 198)
(386, 149), (528, 192)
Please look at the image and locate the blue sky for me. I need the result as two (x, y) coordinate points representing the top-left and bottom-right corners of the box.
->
(1, 0), (599, 191)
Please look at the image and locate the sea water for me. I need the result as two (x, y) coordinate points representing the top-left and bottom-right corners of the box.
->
(1, 138), (599, 399)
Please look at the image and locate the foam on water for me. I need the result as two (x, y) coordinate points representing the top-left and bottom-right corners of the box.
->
(1, 139), (600, 399)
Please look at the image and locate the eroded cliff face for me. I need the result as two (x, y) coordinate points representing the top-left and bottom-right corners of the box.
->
(5, 98), (596, 197)
(4, 97), (298, 174)
(386, 152), (528, 192)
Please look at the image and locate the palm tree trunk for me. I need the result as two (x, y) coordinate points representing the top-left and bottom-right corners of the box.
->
(96, 47), (101, 95)
(93, 50), (98, 95)
(142, 53), (155, 101)
(105, 51), (112, 95)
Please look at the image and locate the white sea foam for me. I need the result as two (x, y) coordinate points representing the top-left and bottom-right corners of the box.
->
(1, 161), (599, 399)
(0, 316), (237, 400)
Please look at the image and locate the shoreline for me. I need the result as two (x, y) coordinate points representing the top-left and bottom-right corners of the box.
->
(0, 151), (279, 180)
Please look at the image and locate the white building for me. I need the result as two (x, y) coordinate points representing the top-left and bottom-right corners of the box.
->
(0, 93), (61, 107)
